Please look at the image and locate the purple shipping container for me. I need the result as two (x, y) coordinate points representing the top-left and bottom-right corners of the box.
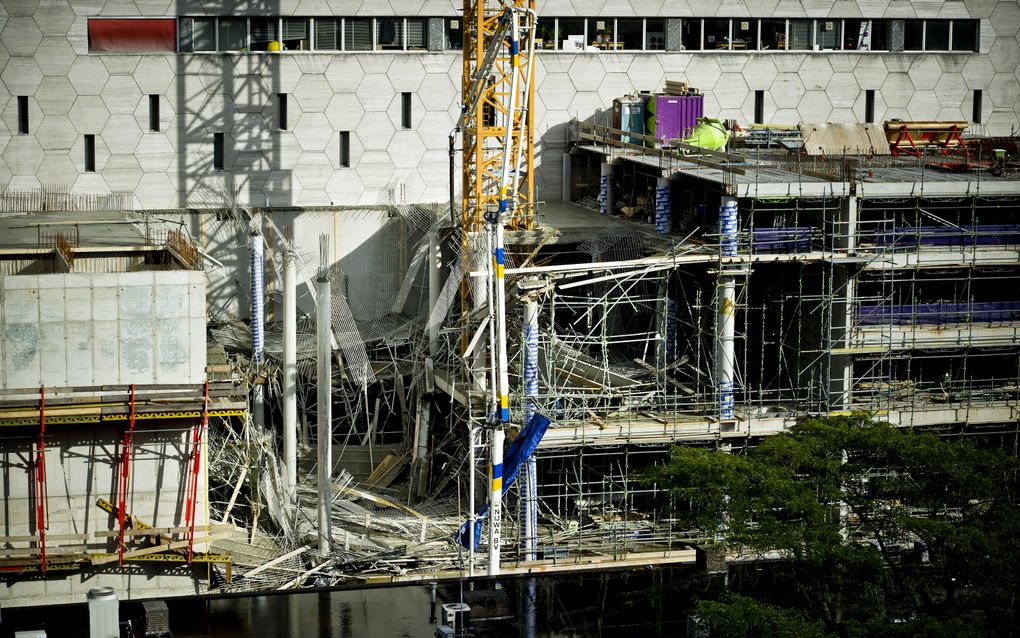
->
(654, 94), (703, 145)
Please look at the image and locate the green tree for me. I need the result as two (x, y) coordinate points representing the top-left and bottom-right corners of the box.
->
(638, 415), (1020, 635)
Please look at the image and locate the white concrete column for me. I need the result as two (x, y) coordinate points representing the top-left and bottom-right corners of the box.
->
(282, 251), (297, 505)
(488, 425), (504, 575)
(316, 275), (332, 553)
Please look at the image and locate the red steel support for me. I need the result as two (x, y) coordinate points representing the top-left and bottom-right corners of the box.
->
(116, 384), (136, 566)
(34, 386), (47, 573)
(184, 381), (209, 562)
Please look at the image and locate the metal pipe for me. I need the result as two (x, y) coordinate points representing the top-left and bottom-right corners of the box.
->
(316, 274), (332, 553)
(283, 251), (297, 505)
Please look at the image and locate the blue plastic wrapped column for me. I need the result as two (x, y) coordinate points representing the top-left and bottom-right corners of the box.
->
(250, 232), (265, 363)
(598, 163), (612, 215)
(521, 299), (539, 561)
(655, 177), (671, 234)
(718, 197), (738, 420)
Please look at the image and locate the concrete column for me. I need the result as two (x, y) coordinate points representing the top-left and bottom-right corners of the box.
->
(87, 587), (119, 638)
(838, 195), (858, 254)
(829, 269), (855, 411)
(283, 251), (297, 505)
(316, 275), (332, 553)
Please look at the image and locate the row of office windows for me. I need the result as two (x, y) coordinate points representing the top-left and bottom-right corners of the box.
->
(92, 16), (978, 53)
(536, 17), (979, 52)
(184, 16), (432, 51)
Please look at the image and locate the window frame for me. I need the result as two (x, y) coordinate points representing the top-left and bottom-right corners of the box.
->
(173, 15), (979, 55)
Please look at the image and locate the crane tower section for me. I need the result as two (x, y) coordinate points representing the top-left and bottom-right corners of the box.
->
(461, 0), (536, 232)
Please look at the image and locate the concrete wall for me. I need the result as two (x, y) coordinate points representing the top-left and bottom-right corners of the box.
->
(194, 208), (416, 323)
(0, 422), (211, 607)
(0, 270), (206, 389)
(0, 1), (1017, 208)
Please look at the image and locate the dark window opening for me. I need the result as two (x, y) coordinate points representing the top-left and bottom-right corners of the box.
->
(754, 91), (764, 124)
(278, 93), (288, 130)
(17, 96), (29, 134)
(925, 20), (950, 51)
(282, 17), (310, 50)
(339, 131), (350, 168)
(973, 89), (982, 124)
(646, 19), (665, 50)
(952, 20), (977, 52)
(733, 19), (757, 50)
(445, 18), (464, 50)
(760, 19), (785, 50)
(681, 18), (700, 51)
(148, 95), (160, 132)
(401, 92), (412, 129)
(865, 90), (875, 123)
(617, 18), (643, 50)
(315, 18), (341, 50)
(345, 18), (372, 51)
(213, 132), (225, 170)
(845, 19), (889, 51)
(250, 17), (278, 51)
(84, 134), (96, 172)
(558, 18), (584, 51)
(377, 18), (403, 50)
(703, 19), (729, 50)
(904, 20), (923, 50)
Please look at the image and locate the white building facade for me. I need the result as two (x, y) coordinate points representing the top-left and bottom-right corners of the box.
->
(0, 0), (1017, 211)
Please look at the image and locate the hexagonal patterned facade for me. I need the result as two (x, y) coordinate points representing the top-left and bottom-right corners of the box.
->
(0, 1), (1016, 209)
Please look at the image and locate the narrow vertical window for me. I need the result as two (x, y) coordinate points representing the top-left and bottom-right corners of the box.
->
(17, 96), (29, 134)
(401, 92), (412, 129)
(339, 131), (350, 168)
(278, 93), (288, 130)
(972, 89), (982, 124)
(148, 95), (160, 132)
(754, 91), (764, 124)
(84, 134), (96, 172)
(865, 89), (875, 124)
(213, 132), (225, 170)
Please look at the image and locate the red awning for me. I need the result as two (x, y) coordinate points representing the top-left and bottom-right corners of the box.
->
(88, 18), (177, 53)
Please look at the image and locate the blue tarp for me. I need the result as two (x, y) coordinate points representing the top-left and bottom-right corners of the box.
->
(455, 412), (551, 550)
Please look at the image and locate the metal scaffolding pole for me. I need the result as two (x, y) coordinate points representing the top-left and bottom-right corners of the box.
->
(316, 241), (333, 554)
(283, 250), (297, 506)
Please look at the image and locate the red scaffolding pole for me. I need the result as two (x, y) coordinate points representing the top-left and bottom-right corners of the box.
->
(116, 384), (136, 567)
(34, 385), (47, 574)
(184, 381), (209, 563)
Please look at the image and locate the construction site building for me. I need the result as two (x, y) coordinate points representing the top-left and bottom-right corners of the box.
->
(0, 0), (1018, 609)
